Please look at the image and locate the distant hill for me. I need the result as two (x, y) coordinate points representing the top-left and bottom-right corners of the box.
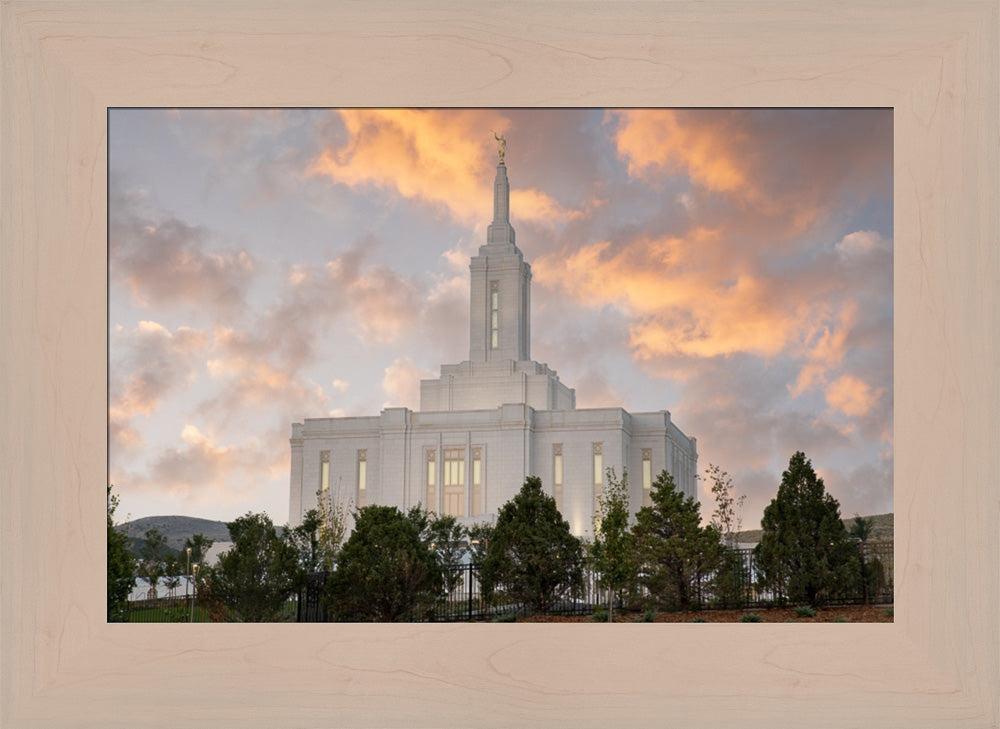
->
(118, 515), (233, 552)
(734, 512), (893, 546)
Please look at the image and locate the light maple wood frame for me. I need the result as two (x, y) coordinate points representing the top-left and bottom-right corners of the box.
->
(2, 2), (997, 727)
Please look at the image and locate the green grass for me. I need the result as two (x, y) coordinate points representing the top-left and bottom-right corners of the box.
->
(833, 616), (850, 623)
(687, 617), (707, 623)
(127, 605), (212, 623)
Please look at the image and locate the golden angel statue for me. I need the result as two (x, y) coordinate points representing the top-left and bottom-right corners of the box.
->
(492, 131), (507, 162)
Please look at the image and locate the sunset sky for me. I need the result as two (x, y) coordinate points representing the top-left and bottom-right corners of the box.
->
(109, 108), (892, 530)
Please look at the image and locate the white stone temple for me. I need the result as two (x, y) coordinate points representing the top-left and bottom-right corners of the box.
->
(289, 142), (698, 537)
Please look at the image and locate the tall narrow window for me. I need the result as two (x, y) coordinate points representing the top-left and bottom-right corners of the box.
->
(426, 449), (436, 512)
(553, 444), (563, 511)
(443, 448), (465, 518)
(320, 451), (330, 493)
(642, 448), (652, 507)
(471, 447), (482, 516)
(490, 280), (499, 349)
(593, 443), (603, 512)
(357, 450), (367, 508)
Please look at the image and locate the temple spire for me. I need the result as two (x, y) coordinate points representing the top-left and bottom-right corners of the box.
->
(487, 135), (515, 246)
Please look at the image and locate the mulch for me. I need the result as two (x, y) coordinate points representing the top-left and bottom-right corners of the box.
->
(516, 604), (894, 623)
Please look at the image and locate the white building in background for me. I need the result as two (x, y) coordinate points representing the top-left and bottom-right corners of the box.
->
(289, 145), (698, 537)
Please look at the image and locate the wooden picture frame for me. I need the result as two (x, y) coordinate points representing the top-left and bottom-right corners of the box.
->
(2, 2), (997, 726)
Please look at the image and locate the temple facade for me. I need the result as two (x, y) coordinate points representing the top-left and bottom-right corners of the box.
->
(289, 148), (698, 537)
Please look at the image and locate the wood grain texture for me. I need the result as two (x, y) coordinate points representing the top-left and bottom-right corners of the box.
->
(2, 1), (997, 726)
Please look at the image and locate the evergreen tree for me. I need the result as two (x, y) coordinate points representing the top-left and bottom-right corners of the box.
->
(107, 485), (135, 621)
(634, 471), (721, 611)
(326, 505), (443, 621)
(406, 507), (468, 594)
(754, 451), (859, 607)
(479, 477), (584, 616)
(202, 512), (299, 622)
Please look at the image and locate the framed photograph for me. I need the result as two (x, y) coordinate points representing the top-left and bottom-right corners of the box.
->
(3, 2), (996, 727)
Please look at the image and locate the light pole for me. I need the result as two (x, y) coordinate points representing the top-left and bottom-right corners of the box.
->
(190, 563), (199, 623)
(185, 547), (192, 606)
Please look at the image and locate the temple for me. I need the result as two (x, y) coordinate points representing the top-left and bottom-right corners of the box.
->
(289, 144), (698, 537)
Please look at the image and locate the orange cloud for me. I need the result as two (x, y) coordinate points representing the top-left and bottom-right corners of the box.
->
(611, 110), (751, 196)
(111, 321), (208, 419)
(535, 233), (806, 361)
(382, 357), (435, 409)
(308, 109), (572, 226)
(344, 266), (423, 344)
(789, 302), (859, 396)
(142, 423), (278, 504)
(825, 374), (882, 417)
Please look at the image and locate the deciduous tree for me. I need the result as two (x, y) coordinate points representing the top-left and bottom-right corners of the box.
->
(590, 468), (638, 621)
(704, 464), (745, 548)
(183, 533), (214, 567)
(107, 485), (135, 621)
(137, 528), (168, 598)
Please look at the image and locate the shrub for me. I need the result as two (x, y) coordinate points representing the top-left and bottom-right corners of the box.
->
(493, 612), (518, 623)
(793, 605), (817, 618)
(479, 477), (584, 616)
(591, 605), (609, 622)
(203, 512), (299, 622)
(325, 505), (443, 621)
(739, 613), (763, 622)
(688, 617), (707, 623)
(833, 616), (849, 623)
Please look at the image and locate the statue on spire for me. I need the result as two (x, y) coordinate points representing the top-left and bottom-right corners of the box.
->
(492, 131), (507, 163)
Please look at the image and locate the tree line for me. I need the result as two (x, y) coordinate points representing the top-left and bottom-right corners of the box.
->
(107, 450), (887, 622)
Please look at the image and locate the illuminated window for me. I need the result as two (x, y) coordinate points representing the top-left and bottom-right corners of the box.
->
(357, 450), (367, 508)
(642, 448), (652, 507)
(426, 449), (436, 511)
(490, 280), (499, 349)
(593, 443), (603, 513)
(443, 448), (465, 518)
(553, 444), (563, 511)
(471, 447), (482, 516)
(320, 451), (330, 492)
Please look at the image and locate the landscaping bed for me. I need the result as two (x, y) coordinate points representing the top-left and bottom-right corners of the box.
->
(516, 604), (894, 623)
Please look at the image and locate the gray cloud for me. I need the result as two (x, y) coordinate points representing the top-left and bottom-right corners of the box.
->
(110, 192), (256, 313)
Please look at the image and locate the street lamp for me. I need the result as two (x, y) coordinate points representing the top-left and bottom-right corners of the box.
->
(190, 563), (200, 623)
(185, 547), (192, 605)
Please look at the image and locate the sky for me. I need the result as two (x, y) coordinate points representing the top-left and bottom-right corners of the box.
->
(108, 108), (893, 531)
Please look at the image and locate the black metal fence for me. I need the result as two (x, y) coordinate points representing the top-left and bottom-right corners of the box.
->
(690, 541), (894, 610)
(126, 593), (299, 622)
(299, 541), (893, 622)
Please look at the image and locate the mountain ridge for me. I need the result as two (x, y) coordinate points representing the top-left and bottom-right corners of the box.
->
(117, 515), (233, 552)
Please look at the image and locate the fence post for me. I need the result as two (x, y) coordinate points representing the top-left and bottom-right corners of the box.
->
(467, 563), (473, 622)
